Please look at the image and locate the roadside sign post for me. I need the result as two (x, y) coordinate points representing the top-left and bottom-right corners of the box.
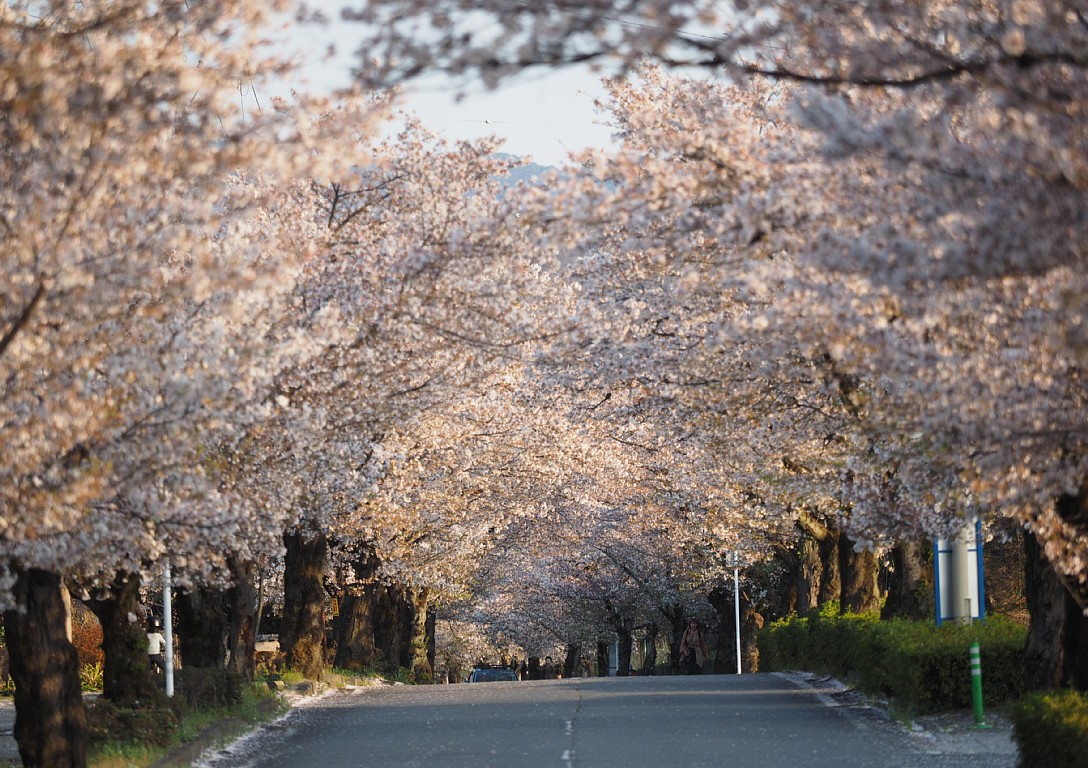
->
(934, 517), (986, 627)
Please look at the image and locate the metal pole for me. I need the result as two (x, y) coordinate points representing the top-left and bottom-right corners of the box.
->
(163, 565), (174, 698)
(733, 551), (742, 675)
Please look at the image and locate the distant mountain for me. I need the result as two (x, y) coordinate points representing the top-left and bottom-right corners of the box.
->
(494, 154), (559, 187)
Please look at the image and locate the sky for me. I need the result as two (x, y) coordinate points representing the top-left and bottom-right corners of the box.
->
(270, 6), (618, 167)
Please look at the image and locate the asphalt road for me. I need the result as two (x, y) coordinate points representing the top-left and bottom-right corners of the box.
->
(194, 673), (1017, 768)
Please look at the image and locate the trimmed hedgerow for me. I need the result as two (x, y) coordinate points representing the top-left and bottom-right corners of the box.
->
(1011, 689), (1088, 768)
(758, 608), (1026, 713)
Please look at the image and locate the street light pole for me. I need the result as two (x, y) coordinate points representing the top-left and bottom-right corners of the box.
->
(733, 551), (742, 675)
(163, 565), (174, 697)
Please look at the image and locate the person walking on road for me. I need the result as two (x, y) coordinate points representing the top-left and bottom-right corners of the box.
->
(679, 619), (709, 675)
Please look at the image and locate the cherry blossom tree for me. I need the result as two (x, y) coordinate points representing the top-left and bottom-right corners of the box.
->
(0, 0), (384, 759)
(218, 124), (575, 679)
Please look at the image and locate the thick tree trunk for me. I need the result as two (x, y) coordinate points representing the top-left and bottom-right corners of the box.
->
(84, 572), (163, 706)
(615, 627), (633, 676)
(797, 508), (841, 610)
(796, 536), (821, 616)
(741, 610), (765, 673)
(657, 602), (687, 671)
(425, 604), (437, 678)
(332, 587), (379, 670)
(408, 587), (432, 681)
(3, 567), (88, 768)
(1023, 526), (1088, 691)
(175, 586), (228, 669)
(226, 555), (258, 681)
(640, 627), (657, 675)
(707, 585), (739, 674)
(331, 545), (414, 673)
(818, 533), (841, 607)
(603, 598), (633, 676)
(881, 539), (932, 620)
(563, 644), (582, 678)
(839, 534), (881, 614)
(281, 528), (328, 680)
(596, 641), (609, 677)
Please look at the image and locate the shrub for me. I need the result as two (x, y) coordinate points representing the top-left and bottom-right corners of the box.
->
(172, 668), (244, 710)
(80, 662), (104, 692)
(758, 612), (1026, 713)
(70, 607), (104, 667)
(86, 698), (179, 748)
(1011, 689), (1088, 768)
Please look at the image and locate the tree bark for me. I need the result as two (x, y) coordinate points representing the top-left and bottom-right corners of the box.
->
(797, 508), (841, 610)
(595, 641), (609, 677)
(563, 644), (582, 678)
(839, 533), (881, 614)
(603, 598), (633, 676)
(425, 604), (437, 678)
(640, 626), (658, 675)
(175, 585), (228, 669)
(615, 626), (633, 677)
(707, 585), (739, 674)
(408, 587), (433, 681)
(226, 555), (258, 681)
(331, 544), (414, 673)
(281, 527), (328, 680)
(796, 536), (821, 616)
(658, 602), (687, 671)
(84, 571), (163, 706)
(1023, 526), (1088, 692)
(3, 567), (88, 768)
(818, 533), (841, 608)
(741, 610), (765, 673)
(881, 539), (932, 620)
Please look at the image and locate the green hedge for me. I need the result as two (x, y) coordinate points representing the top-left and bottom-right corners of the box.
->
(1011, 689), (1088, 768)
(758, 608), (1027, 713)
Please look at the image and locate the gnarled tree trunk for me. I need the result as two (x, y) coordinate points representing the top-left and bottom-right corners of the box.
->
(563, 643), (583, 678)
(708, 585), (739, 674)
(84, 571), (163, 706)
(176, 585), (228, 669)
(796, 536), (821, 616)
(797, 508), (842, 610)
(226, 554), (258, 681)
(281, 527), (328, 680)
(3, 567), (88, 768)
(331, 544), (414, 673)
(408, 587), (433, 681)
(604, 598), (633, 676)
(595, 641), (609, 677)
(658, 602), (687, 671)
(881, 539), (932, 620)
(1024, 525), (1088, 692)
(839, 533), (881, 614)
(640, 626), (657, 675)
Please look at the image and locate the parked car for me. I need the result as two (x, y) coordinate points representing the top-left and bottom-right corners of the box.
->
(468, 666), (518, 683)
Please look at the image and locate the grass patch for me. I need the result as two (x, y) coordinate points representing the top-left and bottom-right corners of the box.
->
(87, 681), (287, 768)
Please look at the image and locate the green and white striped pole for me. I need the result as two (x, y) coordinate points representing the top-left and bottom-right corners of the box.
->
(969, 641), (986, 728)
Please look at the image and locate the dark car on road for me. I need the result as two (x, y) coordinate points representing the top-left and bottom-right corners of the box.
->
(467, 666), (518, 683)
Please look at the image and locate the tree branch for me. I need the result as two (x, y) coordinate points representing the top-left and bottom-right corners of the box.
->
(0, 281), (45, 360)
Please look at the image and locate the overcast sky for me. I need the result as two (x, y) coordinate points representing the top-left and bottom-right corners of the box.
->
(270, 6), (617, 167)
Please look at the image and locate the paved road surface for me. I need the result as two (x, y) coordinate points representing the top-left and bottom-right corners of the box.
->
(194, 673), (1018, 768)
